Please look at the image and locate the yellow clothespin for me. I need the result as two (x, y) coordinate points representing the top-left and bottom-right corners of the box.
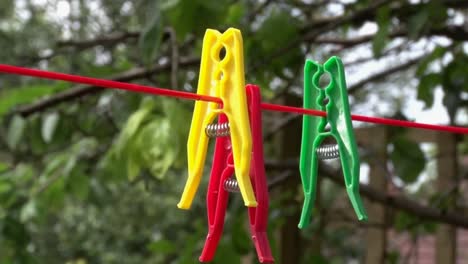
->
(177, 28), (257, 209)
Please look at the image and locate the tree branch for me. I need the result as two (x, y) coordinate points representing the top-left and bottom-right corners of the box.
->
(265, 159), (468, 229)
(10, 0), (468, 117)
(168, 28), (179, 90)
(252, 0), (467, 73)
(347, 54), (424, 95)
(19, 31), (142, 64)
(56, 31), (140, 50)
(314, 25), (468, 48)
(314, 29), (407, 47)
(25, 29), (178, 64)
(250, 0), (394, 73)
(302, 0), (468, 38)
(300, 0), (394, 41)
(247, 0), (274, 21)
(10, 57), (200, 117)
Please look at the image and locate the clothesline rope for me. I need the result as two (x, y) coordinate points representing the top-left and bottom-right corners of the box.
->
(1, 64), (467, 134)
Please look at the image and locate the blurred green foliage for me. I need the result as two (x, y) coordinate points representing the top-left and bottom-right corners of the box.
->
(0, 0), (466, 263)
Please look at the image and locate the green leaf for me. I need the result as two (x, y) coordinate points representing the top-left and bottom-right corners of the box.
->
(127, 149), (142, 181)
(395, 211), (436, 236)
(441, 54), (468, 121)
(81, 64), (134, 78)
(421, 221), (437, 234)
(164, 0), (229, 40)
(138, 118), (178, 179)
(147, 240), (176, 254)
(111, 98), (190, 181)
(408, 9), (429, 39)
(40, 154), (68, 179)
(39, 175), (66, 210)
(34, 155), (69, 210)
(0, 162), (8, 172)
(390, 136), (426, 183)
(442, 89), (460, 122)
(63, 156), (77, 176)
(139, 2), (163, 65)
(26, 115), (47, 154)
(8, 163), (34, 186)
(213, 238), (241, 264)
(255, 9), (299, 54)
(373, 6), (390, 57)
(115, 98), (156, 156)
(308, 254), (329, 264)
(20, 200), (37, 222)
(252, 8), (300, 73)
(442, 53), (468, 92)
(72, 137), (99, 157)
(394, 211), (414, 231)
(3, 216), (30, 248)
(426, 1), (448, 26)
(231, 212), (250, 254)
(387, 251), (400, 264)
(67, 164), (89, 200)
(0, 179), (12, 194)
(41, 112), (59, 143)
(226, 3), (245, 25)
(113, 99), (157, 181)
(0, 84), (68, 118)
(417, 73), (442, 108)
(160, 0), (179, 10)
(0, 0), (14, 18)
(161, 100), (191, 167)
(416, 46), (447, 76)
(6, 115), (26, 150)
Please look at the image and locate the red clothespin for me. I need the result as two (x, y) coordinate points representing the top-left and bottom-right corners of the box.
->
(199, 84), (274, 263)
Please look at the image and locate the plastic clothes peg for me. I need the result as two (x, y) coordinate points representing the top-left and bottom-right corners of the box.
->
(178, 28), (256, 209)
(299, 56), (368, 229)
(199, 84), (274, 263)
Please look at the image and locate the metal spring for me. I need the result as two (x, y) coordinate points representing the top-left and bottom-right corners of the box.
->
(205, 122), (230, 138)
(316, 144), (340, 160)
(223, 178), (240, 193)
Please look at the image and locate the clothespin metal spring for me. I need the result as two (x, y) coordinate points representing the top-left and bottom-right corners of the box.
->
(205, 122), (231, 138)
(223, 178), (240, 193)
(316, 144), (340, 160)
(205, 123), (241, 194)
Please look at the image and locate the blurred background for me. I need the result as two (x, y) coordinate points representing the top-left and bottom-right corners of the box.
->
(1, 0), (468, 263)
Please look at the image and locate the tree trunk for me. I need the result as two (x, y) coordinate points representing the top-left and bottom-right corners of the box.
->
(278, 94), (303, 263)
(436, 133), (458, 264)
(364, 127), (388, 264)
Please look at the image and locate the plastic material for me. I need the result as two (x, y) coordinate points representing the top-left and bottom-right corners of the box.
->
(199, 84), (274, 263)
(299, 56), (368, 229)
(2, 65), (468, 133)
(178, 28), (256, 209)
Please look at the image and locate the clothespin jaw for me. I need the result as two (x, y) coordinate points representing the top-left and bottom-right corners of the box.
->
(299, 56), (367, 229)
(177, 28), (257, 210)
(199, 114), (233, 262)
(246, 84), (274, 263)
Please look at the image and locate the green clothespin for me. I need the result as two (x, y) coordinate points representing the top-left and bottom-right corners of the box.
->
(298, 56), (368, 229)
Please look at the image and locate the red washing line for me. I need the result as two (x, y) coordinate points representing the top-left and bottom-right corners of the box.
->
(1, 64), (467, 134)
